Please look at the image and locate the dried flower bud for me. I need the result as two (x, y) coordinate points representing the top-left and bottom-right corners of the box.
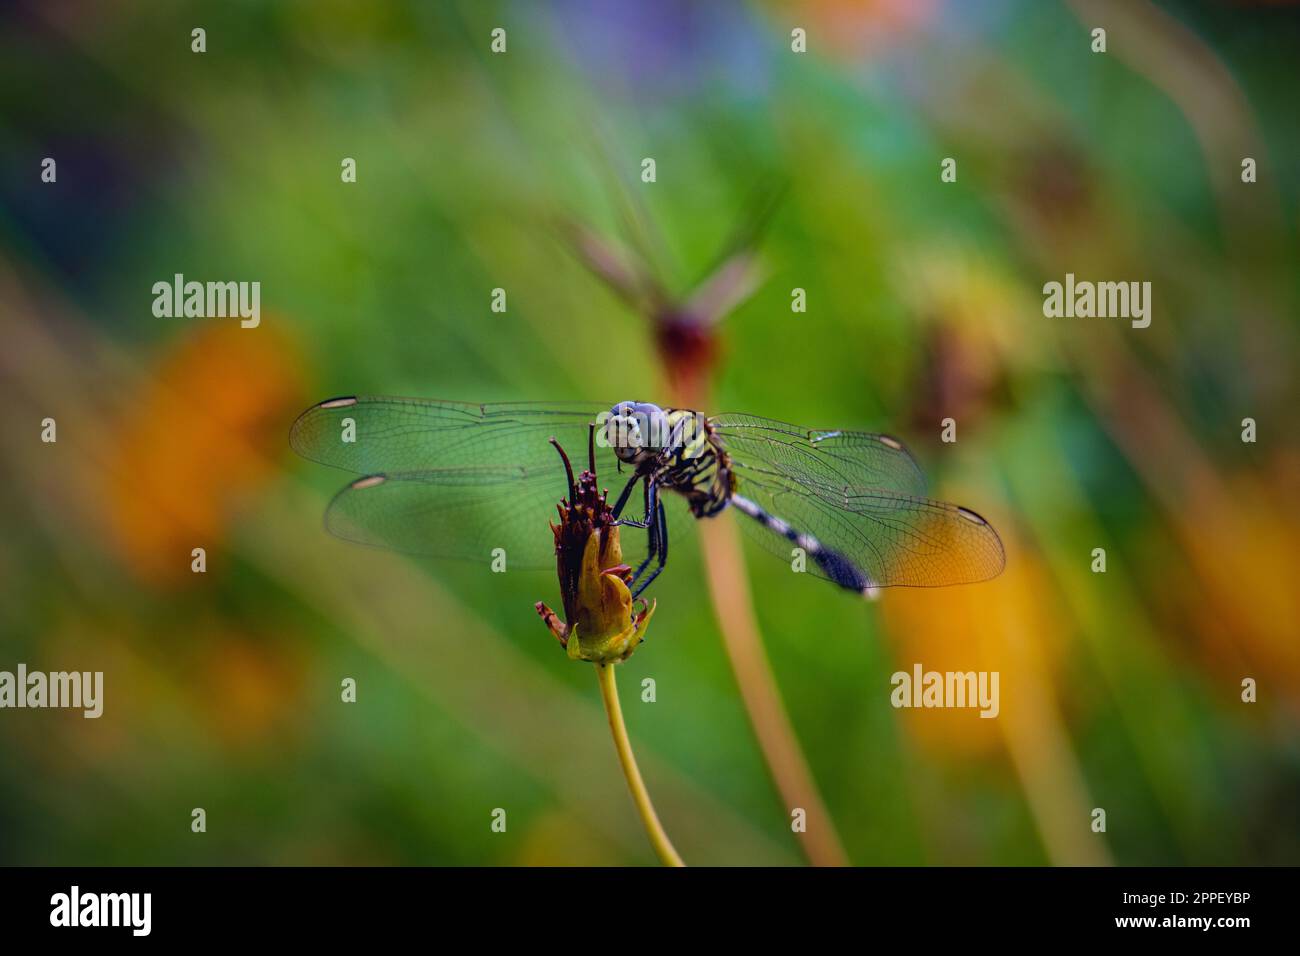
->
(535, 436), (655, 663)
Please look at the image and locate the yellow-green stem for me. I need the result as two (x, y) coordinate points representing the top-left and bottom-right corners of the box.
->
(595, 662), (685, 867)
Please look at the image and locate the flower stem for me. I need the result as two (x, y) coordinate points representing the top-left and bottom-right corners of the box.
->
(671, 384), (848, 867)
(594, 662), (685, 867)
(697, 516), (850, 866)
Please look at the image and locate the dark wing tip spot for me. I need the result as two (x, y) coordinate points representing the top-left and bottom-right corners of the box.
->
(956, 505), (1007, 581)
(290, 397), (358, 456)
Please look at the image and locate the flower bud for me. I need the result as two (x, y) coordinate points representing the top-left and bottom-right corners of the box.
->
(535, 439), (655, 663)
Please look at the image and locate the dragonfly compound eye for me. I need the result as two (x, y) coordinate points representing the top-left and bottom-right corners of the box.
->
(605, 401), (668, 463)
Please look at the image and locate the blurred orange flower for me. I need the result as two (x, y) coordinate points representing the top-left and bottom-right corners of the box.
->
(196, 628), (307, 750)
(103, 321), (305, 586)
(878, 522), (1064, 759)
(879, 523), (1110, 865)
(1171, 460), (1300, 704)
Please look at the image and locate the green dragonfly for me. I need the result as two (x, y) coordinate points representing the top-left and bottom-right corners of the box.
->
(290, 397), (1005, 598)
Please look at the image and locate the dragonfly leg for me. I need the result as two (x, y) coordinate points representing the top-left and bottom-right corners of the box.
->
(610, 472), (643, 520)
(627, 482), (660, 583)
(656, 496), (669, 564)
(612, 473), (655, 528)
(631, 498), (668, 599)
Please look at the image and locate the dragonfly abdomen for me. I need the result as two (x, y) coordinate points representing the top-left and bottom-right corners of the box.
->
(731, 494), (879, 598)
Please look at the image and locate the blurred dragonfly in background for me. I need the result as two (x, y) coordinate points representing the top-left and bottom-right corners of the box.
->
(290, 397), (1005, 599)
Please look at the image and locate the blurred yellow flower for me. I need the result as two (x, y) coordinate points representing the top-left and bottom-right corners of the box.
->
(879, 523), (1064, 758)
(1172, 462), (1300, 701)
(879, 524), (1110, 865)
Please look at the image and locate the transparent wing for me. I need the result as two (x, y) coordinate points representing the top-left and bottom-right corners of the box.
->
(322, 469), (566, 567)
(709, 413), (928, 498)
(290, 396), (650, 568)
(711, 415), (1004, 589)
(290, 396), (608, 475)
(731, 473), (1004, 589)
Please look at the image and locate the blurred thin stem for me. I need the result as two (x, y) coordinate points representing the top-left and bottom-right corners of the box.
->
(698, 516), (851, 867)
(677, 367), (848, 866)
(595, 662), (685, 867)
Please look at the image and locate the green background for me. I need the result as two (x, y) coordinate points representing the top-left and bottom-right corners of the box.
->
(1, 0), (1297, 865)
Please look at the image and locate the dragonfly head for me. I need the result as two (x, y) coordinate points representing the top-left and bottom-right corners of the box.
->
(604, 401), (671, 465)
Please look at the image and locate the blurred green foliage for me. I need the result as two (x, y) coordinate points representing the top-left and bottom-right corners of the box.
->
(1, 0), (1297, 866)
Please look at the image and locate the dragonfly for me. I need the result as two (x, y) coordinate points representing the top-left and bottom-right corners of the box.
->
(289, 397), (1005, 598)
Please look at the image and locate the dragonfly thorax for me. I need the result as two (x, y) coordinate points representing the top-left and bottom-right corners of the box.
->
(603, 401), (677, 465)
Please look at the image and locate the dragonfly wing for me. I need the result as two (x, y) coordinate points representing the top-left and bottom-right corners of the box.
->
(326, 468), (655, 570)
(324, 469), (561, 567)
(729, 468), (1005, 590)
(709, 413), (928, 498)
(290, 396), (607, 474)
(292, 397), (651, 568)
